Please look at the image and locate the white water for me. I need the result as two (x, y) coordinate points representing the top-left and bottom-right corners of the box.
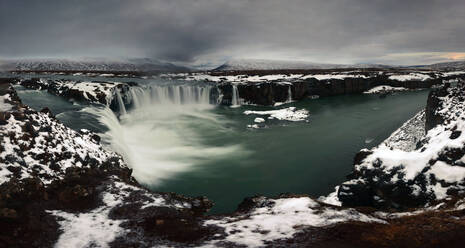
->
(115, 90), (127, 115)
(231, 84), (241, 108)
(287, 86), (293, 103)
(86, 84), (245, 185)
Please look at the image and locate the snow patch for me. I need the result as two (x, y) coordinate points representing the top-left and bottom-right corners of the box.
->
(388, 73), (431, 81)
(364, 85), (408, 94)
(244, 107), (309, 122)
(204, 197), (385, 247)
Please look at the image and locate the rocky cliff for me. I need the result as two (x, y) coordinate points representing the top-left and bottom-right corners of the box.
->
(216, 72), (451, 106)
(338, 82), (465, 210)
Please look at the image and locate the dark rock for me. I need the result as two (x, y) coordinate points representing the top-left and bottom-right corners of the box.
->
(450, 130), (462, 139)
(40, 107), (52, 115)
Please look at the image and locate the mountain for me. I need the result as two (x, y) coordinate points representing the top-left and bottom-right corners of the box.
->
(424, 60), (465, 70)
(214, 59), (391, 71)
(0, 58), (190, 72)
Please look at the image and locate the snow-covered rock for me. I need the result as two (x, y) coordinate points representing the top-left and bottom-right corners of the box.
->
(364, 85), (408, 94)
(244, 107), (309, 122)
(388, 73), (432, 81)
(338, 83), (465, 209)
(204, 195), (385, 247)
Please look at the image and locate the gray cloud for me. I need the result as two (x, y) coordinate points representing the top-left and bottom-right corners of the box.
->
(0, 0), (464, 65)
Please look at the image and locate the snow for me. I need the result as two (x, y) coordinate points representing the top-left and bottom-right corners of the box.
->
(254, 117), (265, 123)
(301, 74), (367, 80)
(0, 94), (12, 111)
(347, 85), (465, 201)
(180, 73), (304, 84)
(48, 179), (173, 248)
(388, 73), (432, 81)
(429, 161), (465, 183)
(0, 104), (125, 185)
(60, 81), (121, 105)
(442, 71), (465, 77)
(318, 186), (342, 206)
(364, 85), (408, 94)
(204, 196), (385, 247)
(171, 72), (370, 84)
(247, 124), (260, 129)
(244, 107), (309, 122)
(382, 110), (426, 151)
(20, 79), (124, 106)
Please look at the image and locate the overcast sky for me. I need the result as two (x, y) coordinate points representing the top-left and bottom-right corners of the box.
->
(1, 0), (464, 66)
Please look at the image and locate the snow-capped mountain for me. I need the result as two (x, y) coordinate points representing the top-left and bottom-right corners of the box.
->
(214, 59), (391, 71)
(0, 58), (190, 72)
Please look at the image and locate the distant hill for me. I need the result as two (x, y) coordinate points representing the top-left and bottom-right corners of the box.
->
(0, 58), (190, 72)
(424, 60), (465, 70)
(214, 59), (392, 71)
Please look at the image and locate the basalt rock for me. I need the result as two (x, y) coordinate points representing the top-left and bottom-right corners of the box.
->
(218, 75), (443, 106)
(338, 83), (465, 210)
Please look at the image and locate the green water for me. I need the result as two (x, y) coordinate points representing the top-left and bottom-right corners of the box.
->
(152, 91), (430, 214)
(15, 82), (430, 214)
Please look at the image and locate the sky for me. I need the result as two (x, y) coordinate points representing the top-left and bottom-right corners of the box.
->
(1, 0), (464, 66)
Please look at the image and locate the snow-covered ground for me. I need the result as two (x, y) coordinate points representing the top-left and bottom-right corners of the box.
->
(204, 196), (385, 247)
(48, 178), (192, 248)
(162, 72), (372, 84)
(388, 73), (432, 81)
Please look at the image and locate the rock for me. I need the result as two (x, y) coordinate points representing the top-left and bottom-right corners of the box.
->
(339, 83), (465, 209)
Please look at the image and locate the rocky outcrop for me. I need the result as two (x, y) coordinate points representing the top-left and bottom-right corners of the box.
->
(19, 78), (137, 114)
(218, 74), (444, 106)
(338, 83), (465, 210)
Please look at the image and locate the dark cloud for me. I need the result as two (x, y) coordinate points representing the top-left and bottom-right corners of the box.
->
(0, 0), (464, 65)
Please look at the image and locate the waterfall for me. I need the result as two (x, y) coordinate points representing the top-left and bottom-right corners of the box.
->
(115, 89), (127, 115)
(287, 86), (293, 102)
(85, 83), (241, 186)
(231, 84), (240, 107)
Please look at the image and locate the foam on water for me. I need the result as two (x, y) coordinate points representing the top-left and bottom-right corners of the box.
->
(85, 84), (244, 185)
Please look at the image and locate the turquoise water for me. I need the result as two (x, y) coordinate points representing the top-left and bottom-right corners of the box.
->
(153, 91), (429, 213)
(15, 79), (430, 214)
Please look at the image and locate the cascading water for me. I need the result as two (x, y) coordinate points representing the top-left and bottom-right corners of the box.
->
(231, 84), (240, 108)
(86, 83), (243, 185)
(115, 89), (127, 115)
(287, 86), (293, 103)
